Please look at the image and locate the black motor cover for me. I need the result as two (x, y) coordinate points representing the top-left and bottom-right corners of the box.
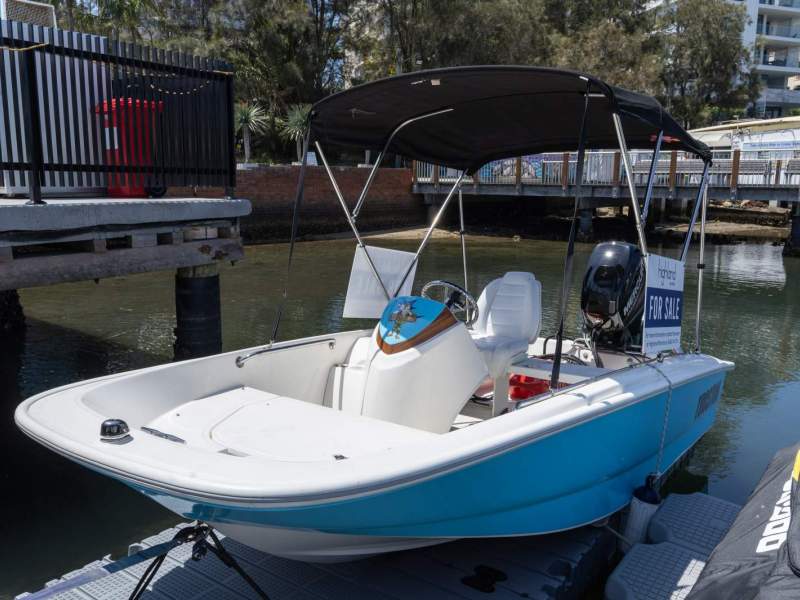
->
(688, 443), (800, 600)
(580, 241), (645, 349)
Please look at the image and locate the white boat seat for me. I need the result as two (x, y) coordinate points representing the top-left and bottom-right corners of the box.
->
(470, 272), (542, 379)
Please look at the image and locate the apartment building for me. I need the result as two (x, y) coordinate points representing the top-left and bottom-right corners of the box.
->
(743, 0), (800, 117)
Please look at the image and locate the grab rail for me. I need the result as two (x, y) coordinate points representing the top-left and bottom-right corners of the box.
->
(235, 337), (337, 368)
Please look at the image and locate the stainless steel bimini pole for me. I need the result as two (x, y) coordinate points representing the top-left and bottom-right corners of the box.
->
(676, 158), (710, 351)
(679, 161), (710, 263)
(393, 172), (466, 297)
(640, 130), (664, 223)
(550, 85), (591, 390)
(352, 108), (454, 219)
(612, 113), (649, 256)
(458, 187), (468, 290)
(315, 142), (390, 300)
(694, 184), (709, 352)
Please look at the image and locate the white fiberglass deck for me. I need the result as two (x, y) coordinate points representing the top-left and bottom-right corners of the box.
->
(146, 386), (437, 462)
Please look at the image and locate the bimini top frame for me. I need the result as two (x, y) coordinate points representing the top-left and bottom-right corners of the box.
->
(259, 66), (712, 381)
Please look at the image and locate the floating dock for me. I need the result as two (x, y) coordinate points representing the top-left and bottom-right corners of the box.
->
(14, 489), (750, 600)
(606, 493), (741, 600)
(16, 524), (615, 600)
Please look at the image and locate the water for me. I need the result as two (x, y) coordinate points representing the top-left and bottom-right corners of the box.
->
(1, 238), (798, 597)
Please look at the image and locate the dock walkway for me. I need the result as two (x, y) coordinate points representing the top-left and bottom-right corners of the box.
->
(16, 524), (614, 600)
(0, 197), (250, 291)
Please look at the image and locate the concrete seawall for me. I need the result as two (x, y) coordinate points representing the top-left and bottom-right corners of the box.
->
(168, 166), (427, 242)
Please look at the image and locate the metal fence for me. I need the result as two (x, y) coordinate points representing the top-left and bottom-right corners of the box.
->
(0, 19), (235, 202)
(414, 149), (800, 190)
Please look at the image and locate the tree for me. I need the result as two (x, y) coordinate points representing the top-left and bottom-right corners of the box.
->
(279, 104), (312, 162)
(548, 21), (660, 95)
(658, 0), (761, 128)
(543, 0), (660, 93)
(351, 0), (552, 80)
(235, 102), (269, 164)
(46, 0), (763, 160)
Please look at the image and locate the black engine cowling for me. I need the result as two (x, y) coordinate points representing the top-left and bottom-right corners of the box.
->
(580, 241), (645, 349)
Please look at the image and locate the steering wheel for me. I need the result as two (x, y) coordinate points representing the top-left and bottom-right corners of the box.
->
(420, 280), (479, 326)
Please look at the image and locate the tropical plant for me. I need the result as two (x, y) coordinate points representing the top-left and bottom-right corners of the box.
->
(279, 104), (311, 162)
(235, 102), (269, 164)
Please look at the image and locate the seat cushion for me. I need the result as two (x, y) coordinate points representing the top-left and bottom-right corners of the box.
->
(472, 334), (528, 379)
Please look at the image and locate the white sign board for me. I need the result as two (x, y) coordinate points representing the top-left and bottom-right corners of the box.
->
(642, 254), (685, 356)
(342, 245), (417, 319)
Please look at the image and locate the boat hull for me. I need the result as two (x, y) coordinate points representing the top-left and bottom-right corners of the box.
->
(125, 368), (727, 561)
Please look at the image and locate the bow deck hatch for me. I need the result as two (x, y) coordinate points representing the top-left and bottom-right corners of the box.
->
(144, 386), (437, 462)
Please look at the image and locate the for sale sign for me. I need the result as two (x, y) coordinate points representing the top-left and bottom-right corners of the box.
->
(642, 253), (684, 356)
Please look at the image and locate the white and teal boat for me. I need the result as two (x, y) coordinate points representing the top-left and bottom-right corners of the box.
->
(16, 66), (733, 562)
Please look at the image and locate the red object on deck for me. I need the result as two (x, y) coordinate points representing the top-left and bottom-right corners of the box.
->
(508, 373), (567, 401)
(95, 98), (164, 198)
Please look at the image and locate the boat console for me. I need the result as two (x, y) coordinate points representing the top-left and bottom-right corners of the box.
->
(325, 296), (487, 434)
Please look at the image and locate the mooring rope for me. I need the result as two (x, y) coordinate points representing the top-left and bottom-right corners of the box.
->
(268, 129), (310, 345)
(647, 358), (674, 477)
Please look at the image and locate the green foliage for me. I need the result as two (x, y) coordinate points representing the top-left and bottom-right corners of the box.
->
(235, 102), (269, 135)
(50, 0), (161, 41)
(279, 104), (312, 161)
(235, 102), (269, 163)
(658, 0), (760, 128)
(48, 0), (761, 158)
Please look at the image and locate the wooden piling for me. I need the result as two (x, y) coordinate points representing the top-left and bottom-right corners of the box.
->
(668, 151), (678, 193)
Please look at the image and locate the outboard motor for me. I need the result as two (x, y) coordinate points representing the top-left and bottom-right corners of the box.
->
(580, 241), (645, 350)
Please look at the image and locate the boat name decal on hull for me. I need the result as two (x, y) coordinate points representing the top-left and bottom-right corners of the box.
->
(695, 381), (721, 419)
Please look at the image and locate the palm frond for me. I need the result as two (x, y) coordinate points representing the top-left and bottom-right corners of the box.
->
(235, 102), (270, 135)
(279, 103), (311, 142)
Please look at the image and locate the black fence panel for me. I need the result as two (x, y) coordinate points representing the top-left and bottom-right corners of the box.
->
(0, 19), (235, 202)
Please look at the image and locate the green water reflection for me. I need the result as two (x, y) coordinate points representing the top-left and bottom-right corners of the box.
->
(1, 238), (798, 597)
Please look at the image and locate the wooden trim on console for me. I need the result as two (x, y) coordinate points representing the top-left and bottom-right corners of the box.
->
(376, 309), (457, 355)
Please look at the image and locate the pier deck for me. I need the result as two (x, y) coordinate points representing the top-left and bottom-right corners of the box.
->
(16, 523), (615, 600)
(0, 197), (250, 291)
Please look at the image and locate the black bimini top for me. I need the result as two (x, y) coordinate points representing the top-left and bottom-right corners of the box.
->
(309, 66), (711, 173)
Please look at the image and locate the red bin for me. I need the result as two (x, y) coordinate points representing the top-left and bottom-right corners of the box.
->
(95, 98), (164, 198)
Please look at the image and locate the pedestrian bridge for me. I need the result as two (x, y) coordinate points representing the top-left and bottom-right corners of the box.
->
(412, 150), (800, 206)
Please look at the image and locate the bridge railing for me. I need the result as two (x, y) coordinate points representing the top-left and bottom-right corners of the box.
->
(413, 149), (800, 191)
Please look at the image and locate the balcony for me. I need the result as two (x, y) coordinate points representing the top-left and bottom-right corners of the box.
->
(763, 86), (800, 104)
(762, 55), (792, 66)
(760, 0), (800, 9)
(758, 22), (800, 38)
